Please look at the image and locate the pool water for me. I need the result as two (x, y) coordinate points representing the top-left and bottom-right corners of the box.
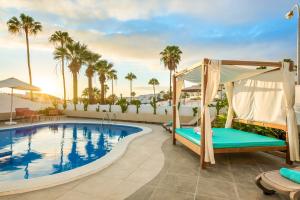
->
(0, 123), (142, 182)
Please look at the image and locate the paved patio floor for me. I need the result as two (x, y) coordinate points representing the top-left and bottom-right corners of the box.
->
(127, 136), (291, 200)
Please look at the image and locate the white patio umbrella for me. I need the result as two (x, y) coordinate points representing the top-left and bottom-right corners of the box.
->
(0, 77), (40, 125)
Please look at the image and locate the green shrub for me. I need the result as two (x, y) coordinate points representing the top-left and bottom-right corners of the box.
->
(116, 98), (128, 113)
(150, 97), (157, 115)
(131, 99), (141, 114)
(82, 98), (89, 111)
(52, 99), (58, 109)
(63, 102), (67, 110)
(96, 105), (100, 112)
(192, 107), (198, 117)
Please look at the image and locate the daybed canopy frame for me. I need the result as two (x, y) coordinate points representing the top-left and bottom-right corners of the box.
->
(172, 58), (295, 169)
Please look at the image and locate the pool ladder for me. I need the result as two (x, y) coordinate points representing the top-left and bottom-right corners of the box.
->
(101, 112), (116, 126)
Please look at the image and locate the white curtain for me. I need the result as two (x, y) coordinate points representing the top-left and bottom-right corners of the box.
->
(232, 70), (286, 125)
(202, 60), (221, 164)
(225, 82), (234, 128)
(281, 62), (300, 161)
(175, 79), (184, 128)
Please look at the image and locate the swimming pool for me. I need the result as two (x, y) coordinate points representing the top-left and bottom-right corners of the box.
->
(0, 123), (143, 182)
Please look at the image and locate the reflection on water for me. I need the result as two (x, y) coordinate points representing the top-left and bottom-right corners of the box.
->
(0, 124), (141, 181)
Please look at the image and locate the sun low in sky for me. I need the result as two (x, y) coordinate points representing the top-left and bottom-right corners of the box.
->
(0, 0), (298, 98)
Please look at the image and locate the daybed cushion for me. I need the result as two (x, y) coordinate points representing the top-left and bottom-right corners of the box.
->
(175, 128), (286, 148)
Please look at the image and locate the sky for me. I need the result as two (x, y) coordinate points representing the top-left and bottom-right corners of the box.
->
(0, 0), (298, 99)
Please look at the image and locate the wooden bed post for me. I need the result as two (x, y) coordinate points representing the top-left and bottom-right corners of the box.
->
(285, 127), (293, 165)
(172, 74), (177, 145)
(200, 58), (209, 169)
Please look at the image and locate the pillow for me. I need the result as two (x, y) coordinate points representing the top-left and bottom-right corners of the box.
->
(280, 168), (300, 184)
(193, 127), (214, 136)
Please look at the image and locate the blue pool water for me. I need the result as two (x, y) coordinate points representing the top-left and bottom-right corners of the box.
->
(0, 123), (142, 182)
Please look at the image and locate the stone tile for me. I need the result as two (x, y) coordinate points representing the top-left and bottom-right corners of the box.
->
(72, 174), (122, 197)
(55, 190), (98, 200)
(149, 188), (194, 200)
(158, 174), (198, 193)
(198, 166), (234, 183)
(98, 167), (133, 179)
(126, 168), (160, 183)
(125, 186), (155, 200)
(107, 180), (148, 200)
(195, 195), (229, 200)
(196, 179), (238, 200)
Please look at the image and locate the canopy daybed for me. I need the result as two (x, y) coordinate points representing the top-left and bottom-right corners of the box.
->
(172, 58), (300, 169)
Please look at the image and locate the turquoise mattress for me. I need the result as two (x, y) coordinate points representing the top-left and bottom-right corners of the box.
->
(175, 128), (286, 149)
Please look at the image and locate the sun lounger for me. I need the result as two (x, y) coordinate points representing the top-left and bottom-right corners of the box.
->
(47, 109), (60, 120)
(163, 117), (199, 132)
(15, 108), (29, 120)
(23, 110), (40, 122)
(15, 108), (40, 122)
(256, 167), (300, 200)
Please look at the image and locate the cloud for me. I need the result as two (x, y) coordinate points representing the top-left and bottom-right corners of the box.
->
(0, 0), (292, 24)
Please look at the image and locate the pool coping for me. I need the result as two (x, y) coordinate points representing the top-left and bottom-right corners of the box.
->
(0, 120), (152, 196)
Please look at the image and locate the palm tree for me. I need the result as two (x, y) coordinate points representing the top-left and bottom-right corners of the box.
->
(96, 60), (113, 104)
(104, 84), (109, 99)
(148, 78), (159, 97)
(160, 45), (182, 105)
(7, 13), (42, 100)
(107, 69), (117, 96)
(82, 87), (100, 99)
(125, 72), (137, 100)
(49, 31), (73, 109)
(63, 41), (89, 110)
(85, 51), (101, 104)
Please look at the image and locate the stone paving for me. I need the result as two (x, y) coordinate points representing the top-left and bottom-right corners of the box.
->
(127, 137), (291, 200)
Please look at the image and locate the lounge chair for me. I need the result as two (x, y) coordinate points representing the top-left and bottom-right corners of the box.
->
(256, 167), (300, 200)
(47, 109), (60, 121)
(15, 108), (29, 120)
(163, 117), (198, 133)
(23, 109), (40, 122)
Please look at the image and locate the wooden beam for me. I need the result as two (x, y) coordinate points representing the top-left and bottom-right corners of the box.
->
(221, 60), (282, 67)
(172, 74), (177, 145)
(175, 133), (201, 155)
(200, 58), (209, 169)
(232, 118), (287, 131)
(214, 146), (287, 153)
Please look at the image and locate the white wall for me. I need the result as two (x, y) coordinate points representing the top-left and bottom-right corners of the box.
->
(64, 103), (198, 117)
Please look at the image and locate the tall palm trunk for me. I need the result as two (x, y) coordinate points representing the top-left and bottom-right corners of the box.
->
(111, 80), (114, 96)
(130, 80), (132, 101)
(88, 76), (94, 104)
(72, 72), (78, 110)
(100, 80), (105, 104)
(169, 70), (172, 106)
(25, 29), (33, 100)
(153, 85), (156, 97)
(61, 41), (67, 109)
(61, 55), (67, 109)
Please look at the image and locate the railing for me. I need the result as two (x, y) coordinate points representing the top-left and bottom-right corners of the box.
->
(101, 111), (113, 126)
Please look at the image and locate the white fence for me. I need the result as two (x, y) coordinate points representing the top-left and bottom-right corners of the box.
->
(63, 103), (199, 117)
